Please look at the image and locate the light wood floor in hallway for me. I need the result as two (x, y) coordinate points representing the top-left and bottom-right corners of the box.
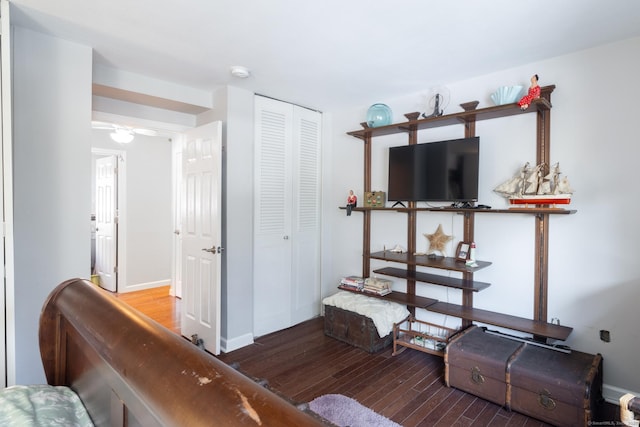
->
(114, 285), (181, 335)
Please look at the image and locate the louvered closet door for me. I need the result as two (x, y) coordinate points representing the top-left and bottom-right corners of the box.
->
(253, 96), (321, 337)
(291, 106), (321, 325)
(254, 97), (294, 337)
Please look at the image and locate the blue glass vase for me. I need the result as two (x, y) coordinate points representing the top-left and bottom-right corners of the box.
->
(366, 103), (392, 128)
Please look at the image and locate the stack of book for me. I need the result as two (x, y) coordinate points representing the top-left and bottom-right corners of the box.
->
(362, 277), (393, 296)
(338, 276), (365, 291)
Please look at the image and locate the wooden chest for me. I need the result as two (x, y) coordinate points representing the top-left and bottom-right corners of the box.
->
(445, 325), (524, 406)
(445, 326), (603, 427)
(509, 344), (603, 427)
(324, 305), (392, 353)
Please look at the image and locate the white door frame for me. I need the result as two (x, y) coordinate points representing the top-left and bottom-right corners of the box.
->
(92, 148), (127, 292)
(1, 0), (15, 387)
(171, 140), (183, 298)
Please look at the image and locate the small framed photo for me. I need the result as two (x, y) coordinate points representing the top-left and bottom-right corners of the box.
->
(455, 242), (471, 262)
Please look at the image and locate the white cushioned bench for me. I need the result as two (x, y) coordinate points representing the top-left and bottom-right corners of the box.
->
(322, 291), (409, 352)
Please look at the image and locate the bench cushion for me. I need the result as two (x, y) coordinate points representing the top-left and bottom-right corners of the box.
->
(322, 291), (409, 337)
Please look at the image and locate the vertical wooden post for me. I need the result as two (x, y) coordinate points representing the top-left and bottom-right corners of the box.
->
(405, 113), (419, 315)
(362, 133), (372, 278)
(533, 85), (554, 324)
(459, 102), (479, 326)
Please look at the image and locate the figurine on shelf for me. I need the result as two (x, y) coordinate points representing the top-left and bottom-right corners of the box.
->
(518, 74), (541, 110)
(422, 93), (444, 118)
(346, 190), (357, 216)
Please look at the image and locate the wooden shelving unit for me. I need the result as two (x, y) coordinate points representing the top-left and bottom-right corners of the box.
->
(345, 85), (576, 345)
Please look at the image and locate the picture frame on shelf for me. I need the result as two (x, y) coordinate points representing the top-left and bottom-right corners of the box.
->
(455, 242), (471, 262)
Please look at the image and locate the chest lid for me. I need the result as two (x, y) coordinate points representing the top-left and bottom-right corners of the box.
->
(509, 343), (602, 407)
(446, 326), (524, 378)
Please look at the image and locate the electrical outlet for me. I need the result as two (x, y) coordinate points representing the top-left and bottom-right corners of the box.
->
(599, 330), (611, 343)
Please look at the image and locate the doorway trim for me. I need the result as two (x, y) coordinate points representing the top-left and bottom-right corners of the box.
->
(92, 148), (127, 292)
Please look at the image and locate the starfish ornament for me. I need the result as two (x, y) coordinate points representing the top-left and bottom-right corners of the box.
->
(424, 224), (453, 256)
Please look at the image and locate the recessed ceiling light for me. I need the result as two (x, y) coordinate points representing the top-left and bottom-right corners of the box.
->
(230, 65), (250, 78)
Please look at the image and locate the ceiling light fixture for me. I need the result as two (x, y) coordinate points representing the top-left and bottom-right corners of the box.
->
(110, 128), (135, 144)
(230, 65), (251, 78)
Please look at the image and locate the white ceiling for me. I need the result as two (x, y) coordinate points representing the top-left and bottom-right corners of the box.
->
(9, 0), (640, 112)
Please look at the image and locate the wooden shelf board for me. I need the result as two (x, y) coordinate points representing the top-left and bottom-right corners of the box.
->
(374, 266), (490, 292)
(336, 286), (437, 308)
(347, 97), (552, 139)
(370, 251), (491, 273)
(427, 302), (573, 341)
(340, 206), (576, 215)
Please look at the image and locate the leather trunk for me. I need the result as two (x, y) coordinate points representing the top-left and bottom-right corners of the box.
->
(509, 344), (603, 427)
(323, 305), (392, 353)
(445, 325), (524, 406)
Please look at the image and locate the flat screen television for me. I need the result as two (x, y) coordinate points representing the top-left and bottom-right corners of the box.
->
(387, 136), (479, 203)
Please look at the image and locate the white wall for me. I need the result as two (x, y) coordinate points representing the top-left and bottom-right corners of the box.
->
(91, 131), (173, 291)
(11, 26), (92, 384)
(326, 36), (640, 398)
(201, 86), (256, 352)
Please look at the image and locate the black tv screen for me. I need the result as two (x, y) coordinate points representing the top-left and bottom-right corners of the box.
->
(388, 137), (479, 202)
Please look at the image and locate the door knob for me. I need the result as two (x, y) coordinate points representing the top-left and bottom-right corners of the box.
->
(202, 247), (217, 253)
(174, 230), (181, 235)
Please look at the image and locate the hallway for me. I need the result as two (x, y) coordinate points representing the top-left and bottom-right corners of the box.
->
(114, 285), (181, 335)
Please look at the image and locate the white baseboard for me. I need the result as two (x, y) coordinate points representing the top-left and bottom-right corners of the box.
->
(603, 383), (640, 405)
(119, 279), (171, 293)
(221, 333), (254, 353)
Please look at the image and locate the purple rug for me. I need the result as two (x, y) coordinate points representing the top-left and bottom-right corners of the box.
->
(308, 394), (401, 427)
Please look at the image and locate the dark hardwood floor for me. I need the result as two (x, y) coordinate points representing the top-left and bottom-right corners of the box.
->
(116, 287), (619, 426)
(217, 317), (553, 427)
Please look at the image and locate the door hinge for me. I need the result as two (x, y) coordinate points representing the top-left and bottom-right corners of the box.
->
(113, 266), (118, 274)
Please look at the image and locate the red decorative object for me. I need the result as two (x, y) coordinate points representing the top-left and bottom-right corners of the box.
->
(518, 74), (541, 110)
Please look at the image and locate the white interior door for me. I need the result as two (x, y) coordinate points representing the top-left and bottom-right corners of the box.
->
(95, 155), (118, 292)
(181, 121), (222, 355)
(253, 97), (293, 337)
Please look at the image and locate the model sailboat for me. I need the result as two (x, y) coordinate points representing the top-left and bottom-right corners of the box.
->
(494, 162), (573, 206)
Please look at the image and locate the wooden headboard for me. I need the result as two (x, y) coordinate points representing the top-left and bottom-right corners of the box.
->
(39, 278), (326, 426)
